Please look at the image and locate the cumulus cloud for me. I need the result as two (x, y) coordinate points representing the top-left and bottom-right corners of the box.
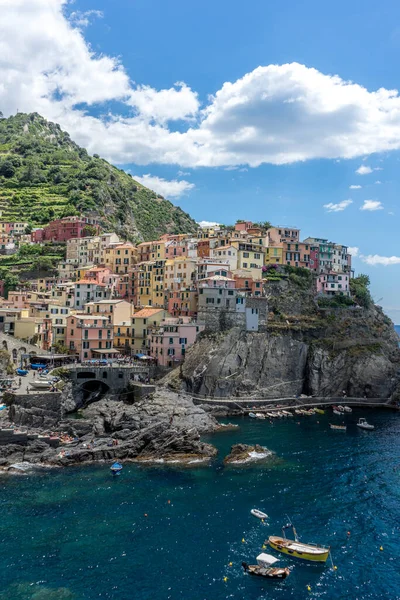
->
(349, 184), (362, 189)
(361, 254), (400, 266)
(132, 174), (194, 198)
(360, 200), (384, 211)
(127, 83), (199, 123)
(356, 166), (373, 175)
(323, 199), (353, 212)
(198, 221), (220, 228)
(5, 3), (400, 168)
(348, 246), (359, 257)
(375, 180), (382, 184)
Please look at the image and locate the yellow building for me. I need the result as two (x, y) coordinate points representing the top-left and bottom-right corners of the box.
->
(131, 307), (166, 354)
(85, 299), (134, 325)
(134, 261), (165, 308)
(113, 322), (132, 354)
(164, 257), (197, 292)
(264, 246), (284, 265)
(231, 241), (265, 279)
(104, 243), (138, 274)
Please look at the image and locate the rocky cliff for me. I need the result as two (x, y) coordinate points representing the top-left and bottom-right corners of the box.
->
(174, 278), (400, 400)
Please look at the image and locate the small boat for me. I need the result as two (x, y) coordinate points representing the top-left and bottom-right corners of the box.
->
(303, 409), (314, 416)
(333, 409), (342, 416)
(357, 418), (374, 430)
(337, 405), (345, 412)
(255, 413), (266, 419)
(251, 508), (268, 520)
(281, 410), (293, 417)
(276, 411), (285, 418)
(30, 380), (52, 389)
(314, 408), (325, 415)
(248, 412), (257, 418)
(16, 369), (28, 376)
(110, 462), (123, 476)
(294, 409), (303, 415)
(267, 523), (330, 563)
(343, 406), (352, 413)
(242, 562), (290, 579)
(266, 412), (276, 418)
(329, 423), (346, 431)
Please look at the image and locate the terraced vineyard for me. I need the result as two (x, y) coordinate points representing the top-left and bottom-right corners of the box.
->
(0, 112), (197, 240)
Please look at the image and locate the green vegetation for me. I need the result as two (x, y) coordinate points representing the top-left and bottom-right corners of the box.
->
(318, 295), (354, 308)
(350, 274), (372, 308)
(0, 113), (197, 241)
(284, 265), (313, 289)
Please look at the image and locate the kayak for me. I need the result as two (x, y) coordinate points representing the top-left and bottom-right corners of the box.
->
(251, 509), (268, 520)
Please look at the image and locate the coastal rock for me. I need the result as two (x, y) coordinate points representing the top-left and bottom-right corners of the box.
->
(175, 298), (400, 399)
(224, 444), (275, 464)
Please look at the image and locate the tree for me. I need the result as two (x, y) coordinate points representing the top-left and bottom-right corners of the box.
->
(33, 256), (54, 272)
(350, 274), (372, 308)
(2, 272), (19, 298)
(0, 160), (16, 178)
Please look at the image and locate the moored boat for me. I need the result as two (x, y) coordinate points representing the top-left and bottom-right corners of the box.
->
(329, 423), (346, 431)
(281, 410), (293, 417)
(333, 408), (342, 416)
(110, 461), (123, 475)
(314, 408), (325, 415)
(251, 508), (268, 520)
(255, 413), (266, 419)
(337, 405), (345, 413)
(242, 562), (290, 579)
(343, 406), (352, 413)
(357, 418), (374, 430)
(248, 412), (257, 418)
(267, 523), (330, 563)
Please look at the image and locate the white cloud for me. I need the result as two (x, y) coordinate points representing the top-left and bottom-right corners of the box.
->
(177, 170), (191, 177)
(127, 82), (199, 123)
(348, 246), (359, 257)
(356, 165), (373, 175)
(323, 199), (353, 212)
(361, 254), (400, 266)
(5, 4), (400, 168)
(360, 200), (384, 211)
(69, 10), (103, 28)
(198, 221), (220, 228)
(375, 180), (382, 184)
(132, 174), (194, 198)
(349, 184), (362, 189)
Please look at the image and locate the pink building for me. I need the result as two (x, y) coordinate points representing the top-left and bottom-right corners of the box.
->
(65, 314), (116, 361)
(150, 317), (205, 367)
(167, 290), (198, 318)
(235, 221), (253, 231)
(31, 228), (45, 243)
(316, 272), (350, 296)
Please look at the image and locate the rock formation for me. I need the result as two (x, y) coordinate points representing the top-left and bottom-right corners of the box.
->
(173, 279), (400, 400)
(224, 444), (276, 464)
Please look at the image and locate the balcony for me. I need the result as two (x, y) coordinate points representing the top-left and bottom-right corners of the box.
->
(77, 323), (113, 329)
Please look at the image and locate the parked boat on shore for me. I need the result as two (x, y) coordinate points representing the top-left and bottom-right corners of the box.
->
(30, 380), (52, 390)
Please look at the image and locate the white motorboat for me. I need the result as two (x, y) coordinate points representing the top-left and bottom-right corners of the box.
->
(251, 509), (268, 520)
(281, 410), (293, 417)
(255, 413), (266, 419)
(249, 412), (257, 418)
(337, 405), (345, 412)
(30, 380), (52, 389)
(343, 406), (352, 413)
(333, 408), (342, 416)
(357, 418), (374, 430)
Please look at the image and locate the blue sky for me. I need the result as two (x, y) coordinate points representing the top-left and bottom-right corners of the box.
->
(1, 0), (400, 320)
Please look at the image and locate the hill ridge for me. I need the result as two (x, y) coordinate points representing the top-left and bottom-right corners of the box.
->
(0, 112), (197, 241)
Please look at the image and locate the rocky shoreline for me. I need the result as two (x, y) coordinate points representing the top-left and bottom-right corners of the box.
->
(0, 388), (220, 471)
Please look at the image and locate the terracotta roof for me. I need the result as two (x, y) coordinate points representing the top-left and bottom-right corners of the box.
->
(133, 308), (164, 318)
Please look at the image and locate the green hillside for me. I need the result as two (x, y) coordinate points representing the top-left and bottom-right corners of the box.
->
(0, 112), (197, 241)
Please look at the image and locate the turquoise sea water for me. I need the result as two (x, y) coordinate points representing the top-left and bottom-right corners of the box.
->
(0, 409), (399, 600)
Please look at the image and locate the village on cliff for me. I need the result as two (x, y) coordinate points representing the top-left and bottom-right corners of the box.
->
(0, 216), (354, 367)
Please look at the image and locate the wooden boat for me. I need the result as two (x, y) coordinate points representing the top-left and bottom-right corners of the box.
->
(267, 524), (330, 563)
(343, 406), (352, 413)
(251, 508), (268, 520)
(329, 423), (346, 431)
(248, 412), (257, 418)
(357, 418), (374, 430)
(314, 408), (325, 415)
(242, 562), (290, 579)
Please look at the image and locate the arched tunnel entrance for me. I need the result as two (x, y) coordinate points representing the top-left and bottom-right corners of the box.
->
(76, 379), (111, 409)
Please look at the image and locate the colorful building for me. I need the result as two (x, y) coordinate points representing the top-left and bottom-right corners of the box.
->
(316, 272), (350, 296)
(131, 307), (166, 355)
(65, 314), (115, 360)
(149, 317), (205, 367)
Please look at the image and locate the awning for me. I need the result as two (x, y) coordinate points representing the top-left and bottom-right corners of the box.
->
(92, 349), (120, 355)
(133, 353), (147, 359)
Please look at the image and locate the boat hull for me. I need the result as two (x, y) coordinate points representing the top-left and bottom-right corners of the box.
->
(268, 536), (330, 563)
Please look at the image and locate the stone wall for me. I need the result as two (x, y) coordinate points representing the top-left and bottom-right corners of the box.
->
(6, 392), (63, 428)
(198, 297), (268, 333)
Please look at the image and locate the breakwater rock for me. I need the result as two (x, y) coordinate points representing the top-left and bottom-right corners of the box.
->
(224, 444), (275, 464)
